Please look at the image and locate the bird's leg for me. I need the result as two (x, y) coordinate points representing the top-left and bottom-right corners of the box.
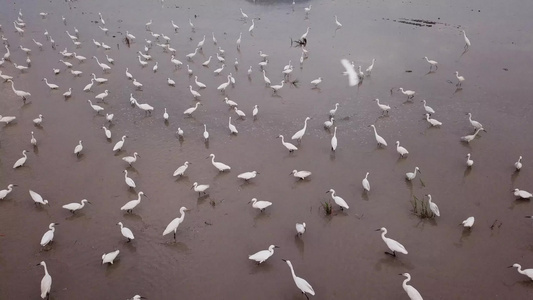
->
(173, 232), (176, 240)
(304, 292), (309, 300)
(127, 238), (131, 243)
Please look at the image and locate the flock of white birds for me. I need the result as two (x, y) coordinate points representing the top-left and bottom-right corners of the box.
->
(1, 1), (533, 300)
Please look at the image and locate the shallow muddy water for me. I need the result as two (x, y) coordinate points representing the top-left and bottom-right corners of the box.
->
(1, 0), (533, 299)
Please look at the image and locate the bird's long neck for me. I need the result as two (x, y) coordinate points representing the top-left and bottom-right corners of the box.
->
(137, 193), (143, 200)
(288, 264), (297, 279)
(414, 168), (418, 175)
(10, 81), (16, 92)
(516, 266), (524, 274)
(43, 264), (49, 276)
(403, 277), (410, 288)
(381, 231), (387, 240)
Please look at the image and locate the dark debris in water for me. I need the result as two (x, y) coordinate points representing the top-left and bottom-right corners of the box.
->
(387, 18), (447, 28)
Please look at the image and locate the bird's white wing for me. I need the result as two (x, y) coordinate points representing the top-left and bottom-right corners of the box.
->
(341, 59), (359, 86)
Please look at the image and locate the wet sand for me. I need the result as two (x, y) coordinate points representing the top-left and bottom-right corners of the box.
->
(1, 0), (533, 299)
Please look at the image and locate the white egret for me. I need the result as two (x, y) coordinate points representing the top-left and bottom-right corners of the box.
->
(113, 135), (127, 152)
(370, 124), (387, 147)
(258, 59), (268, 69)
(37, 261), (52, 299)
(122, 152), (139, 166)
(92, 73), (108, 83)
(324, 117), (334, 129)
(41, 223), (58, 247)
(236, 32), (242, 50)
(165, 78), (175, 86)
(249, 245), (279, 264)
(301, 26), (310, 40)
(249, 198), (272, 212)
(513, 188), (532, 199)
(194, 76), (207, 89)
(0, 184), (16, 200)
(93, 56), (111, 72)
(63, 199), (90, 213)
(296, 223), (306, 236)
(292, 170), (312, 180)
(374, 99), (390, 114)
(186, 47), (199, 61)
(249, 19), (255, 33)
(366, 59), (376, 75)
(95, 90), (109, 102)
(278, 135), (298, 153)
(98, 12), (105, 24)
(462, 30), (471, 49)
(187, 65), (193, 75)
(329, 103), (340, 117)
(163, 207), (189, 240)
(121, 191), (146, 213)
(426, 194), (440, 217)
(133, 99), (153, 114)
(13, 63), (28, 71)
(362, 172), (370, 192)
(170, 55), (183, 69)
(59, 59), (73, 68)
(184, 102), (201, 116)
(398, 88), (415, 100)
(400, 273), (423, 300)
(406, 167), (421, 181)
(376, 227), (408, 256)
(123, 170), (136, 189)
(326, 189), (349, 210)
(467, 113), (483, 129)
(100, 126), (111, 139)
(30, 190), (49, 206)
(30, 131), (37, 145)
(223, 97), (238, 108)
(282, 259), (315, 299)
(83, 79), (95, 92)
(310, 77), (322, 88)
(422, 100), (435, 115)
(455, 71), (465, 86)
(189, 85), (201, 99)
(240, 8), (249, 20)
(460, 128), (485, 143)
(238, 171), (259, 181)
(192, 182), (209, 195)
(74, 140), (83, 156)
(106, 113), (114, 123)
(7, 79), (31, 101)
(0, 70), (13, 81)
(217, 75), (231, 92)
(292, 117), (311, 142)
(262, 70), (271, 86)
(73, 52), (86, 61)
(130, 295), (146, 300)
(340, 59), (359, 86)
(63, 88), (72, 98)
(461, 216), (475, 228)
(13, 150), (28, 168)
(515, 156), (522, 171)
(212, 32), (217, 44)
(202, 56), (212, 67)
(208, 154), (231, 172)
(132, 79), (143, 89)
(466, 153), (474, 167)
(214, 64), (225, 74)
(102, 250), (120, 264)
(335, 15), (342, 27)
(271, 81), (284, 94)
(228, 117), (238, 134)
(396, 141), (409, 157)
(173, 162), (190, 177)
(253, 105), (259, 119)
(509, 264), (533, 281)
(43, 78), (59, 89)
(331, 126), (338, 151)
(232, 107), (245, 119)
(425, 113), (442, 127)
(423, 56), (438, 70)
(0, 115), (16, 124)
(117, 222), (134, 242)
(177, 128), (184, 139)
(203, 124), (209, 142)
(33, 115), (43, 125)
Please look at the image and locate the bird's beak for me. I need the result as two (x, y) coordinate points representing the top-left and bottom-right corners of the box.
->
(190, 186), (194, 189)
(87, 201), (92, 204)
(206, 156), (209, 159)
(36, 263), (40, 266)
(281, 259), (287, 262)
(418, 170), (422, 174)
(54, 223), (60, 225)
(13, 184), (18, 186)
(525, 216), (533, 219)
(398, 273), (404, 276)
(274, 246), (280, 248)
(144, 194), (148, 198)
(256, 172), (260, 174)
(375, 229), (381, 231)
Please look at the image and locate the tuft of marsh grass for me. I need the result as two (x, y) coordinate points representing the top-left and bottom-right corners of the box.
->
(410, 195), (434, 218)
(322, 201), (332, 215)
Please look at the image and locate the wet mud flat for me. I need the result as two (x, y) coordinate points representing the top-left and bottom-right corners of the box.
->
(1, 0), (533, 299)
